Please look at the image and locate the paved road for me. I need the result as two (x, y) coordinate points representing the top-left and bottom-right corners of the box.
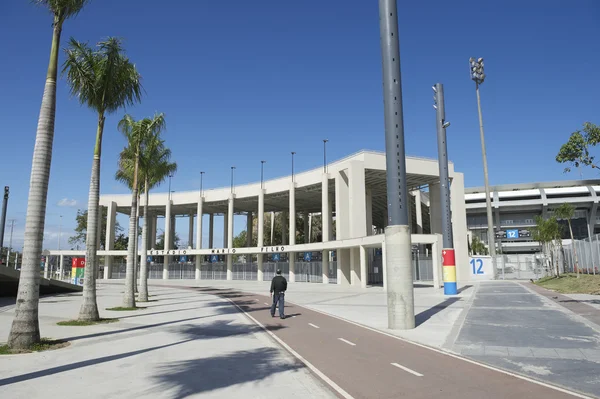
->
(185, 286), (587, 399)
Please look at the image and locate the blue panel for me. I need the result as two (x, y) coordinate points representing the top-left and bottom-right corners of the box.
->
(506, 229), (519, 239)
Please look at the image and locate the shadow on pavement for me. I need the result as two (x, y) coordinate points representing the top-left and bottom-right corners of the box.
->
(457, 285), (473, 294)
(415, 296), (461, 327)
(0, 339), (196, 387)
(151, 347), (303, 398)
(560, 299), (600, 305)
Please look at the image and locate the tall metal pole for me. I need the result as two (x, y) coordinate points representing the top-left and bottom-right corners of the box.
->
(261, 161), (265, 189)
(0, 186), (9, 250)
(476, 84), (497, 268)
(200, 172), (205, 197)
(433, 83), (457, 295)
(323, 140), (328, 173)
(379, 0), (414, 330)
(231, 166), (236, 193)
(6, 219), (15, 267)
(470, 58), (497, 276)
(168, 174), (173, 201)
(291, 152), (296, 182)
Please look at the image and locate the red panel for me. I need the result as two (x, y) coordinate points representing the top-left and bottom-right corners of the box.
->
(72, 257), (86, 268)
(442, 248), (455, 267)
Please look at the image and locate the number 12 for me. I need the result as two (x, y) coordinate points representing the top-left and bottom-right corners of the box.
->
(470, 258), (484, 274)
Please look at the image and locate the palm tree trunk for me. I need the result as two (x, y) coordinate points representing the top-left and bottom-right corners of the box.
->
(7, 19), (63, 349)
(78, 112), (105, 321)
(138, 180), (150, 301)
(133, 194), (140, 293)
(123, 150), (140, 308)
(568, 220), (580, 278)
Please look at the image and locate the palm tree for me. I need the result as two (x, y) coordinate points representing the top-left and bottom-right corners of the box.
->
(117, 114), (167, 307)
(554, 203), (580, 277)
(63, 38), (142, 321)
(7, 0), (89, 350)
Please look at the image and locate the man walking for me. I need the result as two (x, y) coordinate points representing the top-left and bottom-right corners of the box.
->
(270, 269), (287, 319)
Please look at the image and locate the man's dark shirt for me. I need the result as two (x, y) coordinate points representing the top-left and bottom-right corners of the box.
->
(270, 275), (287, 294)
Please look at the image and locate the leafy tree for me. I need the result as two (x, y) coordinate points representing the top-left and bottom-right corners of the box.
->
(69, 208), (124, 249)
(8, 0), (90, 350)
(532, 216), (563, 277)
(63, 37), (142, 321)
(556, 122), (600, 173)
(469, 236), (488, 256)
(554, 203), (580, 277)
(155, 231), (180, 250)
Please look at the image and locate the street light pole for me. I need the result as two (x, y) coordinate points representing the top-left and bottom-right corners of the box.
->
(200, 172), (205, 197)
(231, 166), (236, 193)
(261, 161), (266, 189)
(378, 0), (414, 329)
(291, 152), (296, 182)
(323, 139), (328, 173)
(469, 57), (497, 276)
(168, 174), (173, 201)
(433, 83), (457, 295)
(0, 186), (9, 250)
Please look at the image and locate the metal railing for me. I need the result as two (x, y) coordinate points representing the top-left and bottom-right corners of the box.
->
(494, 253), (552, 280)
(562, 236), (599, 275)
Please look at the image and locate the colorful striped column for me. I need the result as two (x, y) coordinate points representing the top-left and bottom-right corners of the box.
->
(442, 249), (457, 295)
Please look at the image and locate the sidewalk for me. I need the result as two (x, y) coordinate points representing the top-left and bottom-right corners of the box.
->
(0, 284), (336, 399)
(450, 281), (600, 398)
(146, 279), (474, 348)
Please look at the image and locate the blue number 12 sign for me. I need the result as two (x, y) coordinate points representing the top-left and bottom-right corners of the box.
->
(470, 258), (484, 274)
(506, 229), (519, 239)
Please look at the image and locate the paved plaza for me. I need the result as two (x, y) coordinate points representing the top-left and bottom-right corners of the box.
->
(0, 284), (335, 399)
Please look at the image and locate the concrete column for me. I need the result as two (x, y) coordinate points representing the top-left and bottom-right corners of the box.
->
(150, 215), (157, 249)
(321, 173), (331, 242)
(270, 211), (275, 245)
(227, 194), (234, 280)
(414, 190), (423, 234)
(281, 211), (288, 245)
(163, 200), (172, 280)
(304, 212), (310, 243)
(429, 183), (443, 235)
(359, 245), (368, 289)
(188, 213), (194, 249)
(408, 193), (413, 233)
(96, 205), (103, 278)
(171, 215), (176, 249)
(366, 189), (373, 236)
(450, 173), (469, 283)
(209, 213), (214, 248)
(246, 212), (253, 247)
(432, 233), (443, 289)
(258, 189), (265, 281)
(348, 161), (366, 286)
(382, 241), (387, 290)
(289, 182), (296, 282)
(322, 250), (329, 284)
(335, 169), (350, 285)
(104, 201), (116, 280)
(195, 198), (203, 280)
(223, 212), (228, 248)
(59, 254), (64, 280)
(43, 256), (50, 279)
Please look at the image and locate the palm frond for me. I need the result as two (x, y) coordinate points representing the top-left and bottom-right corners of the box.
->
(34, 0), (89, 23)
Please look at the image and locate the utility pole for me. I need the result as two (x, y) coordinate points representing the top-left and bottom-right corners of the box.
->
(0, 186), (9, 251)
(469, 57), (497, 277)
(378, 0), (414, 330)
(6, 219), (15, 267)
(323, 139), (328, 173)
(260, 161), (266, 189)
(433, 83), (457, 295)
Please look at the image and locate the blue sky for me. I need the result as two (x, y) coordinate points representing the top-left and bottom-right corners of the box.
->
(1, 0), (599, 251)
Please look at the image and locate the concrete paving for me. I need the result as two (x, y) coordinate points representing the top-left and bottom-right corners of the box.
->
(145, 279), (473, 349)
(450, 281), (600, 398)
(0, 284), (336, 399)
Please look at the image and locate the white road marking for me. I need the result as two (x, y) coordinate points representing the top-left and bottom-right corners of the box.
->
(338, 338), (356, 346)
(309, 323), (320, 329)
(286, 300), (593, 399)
(264, 302), (269, 306)
(391, 362), (423, 377)
(222, 297), (355, 399)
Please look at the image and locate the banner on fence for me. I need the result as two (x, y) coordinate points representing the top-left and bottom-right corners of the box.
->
(469, 256), (494, 280)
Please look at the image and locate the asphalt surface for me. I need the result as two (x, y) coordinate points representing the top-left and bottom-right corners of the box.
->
(189, 286), (586, 399)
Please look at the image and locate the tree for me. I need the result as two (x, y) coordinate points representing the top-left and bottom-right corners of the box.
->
(469, 236), (488, 256)
(69, 208), (124, 249)
(556, 122), (600, 173)
(63, 37), (142, 321)
(156, 231), (180, 250)
(554, 203), (580, 277)
(116, 113), (167, 307)
(8, 0), (89, 350)
(532, 216), (563, 277)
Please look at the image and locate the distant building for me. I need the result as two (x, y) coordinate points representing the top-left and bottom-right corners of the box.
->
(465, 180), (600, 253)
